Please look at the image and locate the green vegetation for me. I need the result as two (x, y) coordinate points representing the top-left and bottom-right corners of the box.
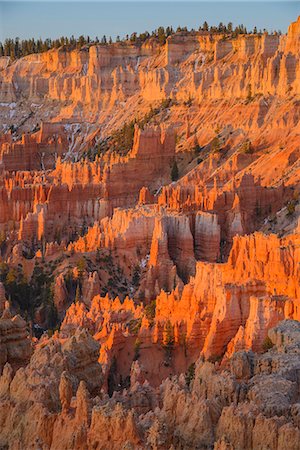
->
(1, 264), (30, 311)
(163, 320), (175, 363)
(109, 121), (136, 156)
(208, 354), (223, 364)
(74, 283), (81, 303)
(87, 98), (173, 159)
(193, 144), (203, 155)
(132, 265), (141, 287)
(0, 261), (57, 327)
(286, 199), (297, 216)
(171, 160), (179, 181)
(69, 257), (87, 301)
(180, 332), (187, 357)
(95, 250), (131, 299)
(1, 23), (277, 61)
(185, 362), (196, 388)
(240, 140), (253, 154)
(144, 300), (156, 326)
(246, 83), (253, 102)
(0, 35), (95, 60)
(133, 338), (141, 361)
(0, 231), (6, 253)
(64, 268), (76, 295)
(128, 25), (174, 45)
(184, 93), (193, 107)
(76, 257), (86, 278)
(128, 318), (142, 336)
(262, 335), (274, 352)
(211, 126), (223, 154)
(211, 136), (222, 154)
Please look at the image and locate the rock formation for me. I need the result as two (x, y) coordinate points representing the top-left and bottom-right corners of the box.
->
(1, 319), (300, 448)
(0, 303), (32, 372)
(0, 14), (299, 449)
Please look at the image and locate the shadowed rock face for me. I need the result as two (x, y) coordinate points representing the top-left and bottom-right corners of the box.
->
(0, 15), (299, 450)
(0, 304), (32, 372)
(1, 320), (300, 449)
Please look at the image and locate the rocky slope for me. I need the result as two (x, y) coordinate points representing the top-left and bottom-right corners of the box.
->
(0, 14), (299, 450)
(1, 319), (300, 449)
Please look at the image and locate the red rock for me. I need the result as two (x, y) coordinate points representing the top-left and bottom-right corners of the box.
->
(0, 15), (299, 449)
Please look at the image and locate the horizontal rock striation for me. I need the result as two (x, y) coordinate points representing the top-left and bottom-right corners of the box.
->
(0, 14), (299, 450)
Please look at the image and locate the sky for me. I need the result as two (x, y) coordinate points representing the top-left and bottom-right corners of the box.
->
(0, 1), (299, 41)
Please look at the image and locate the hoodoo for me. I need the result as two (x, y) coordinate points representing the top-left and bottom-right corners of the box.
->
(0, 7), (299, 449)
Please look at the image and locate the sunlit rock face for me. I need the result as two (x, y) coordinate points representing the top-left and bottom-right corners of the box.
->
(0, 15), (299, 450)
(0, 16), (299, 111)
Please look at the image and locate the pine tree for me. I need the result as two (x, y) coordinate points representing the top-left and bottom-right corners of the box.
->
(171, 161), (179, 181)
(247, 83), (252, 101)
(202, 21), (209, 32)
(211, 136), (221, 153)
(130, 32), (137, 42)
(163, 320), (174, 362)
(132, 265), (140, 286)
(157, 26), (166, 45)
(75, 283), (81, 303)
(76, 257), (86, 278)
(218, 22), (224, 32)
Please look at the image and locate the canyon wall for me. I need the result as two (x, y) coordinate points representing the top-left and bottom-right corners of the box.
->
(0, 18), (299, 111)
(0, 14), (299, 450)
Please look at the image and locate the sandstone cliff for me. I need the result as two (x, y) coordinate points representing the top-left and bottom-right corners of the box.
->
(0, 14), (299, 450)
